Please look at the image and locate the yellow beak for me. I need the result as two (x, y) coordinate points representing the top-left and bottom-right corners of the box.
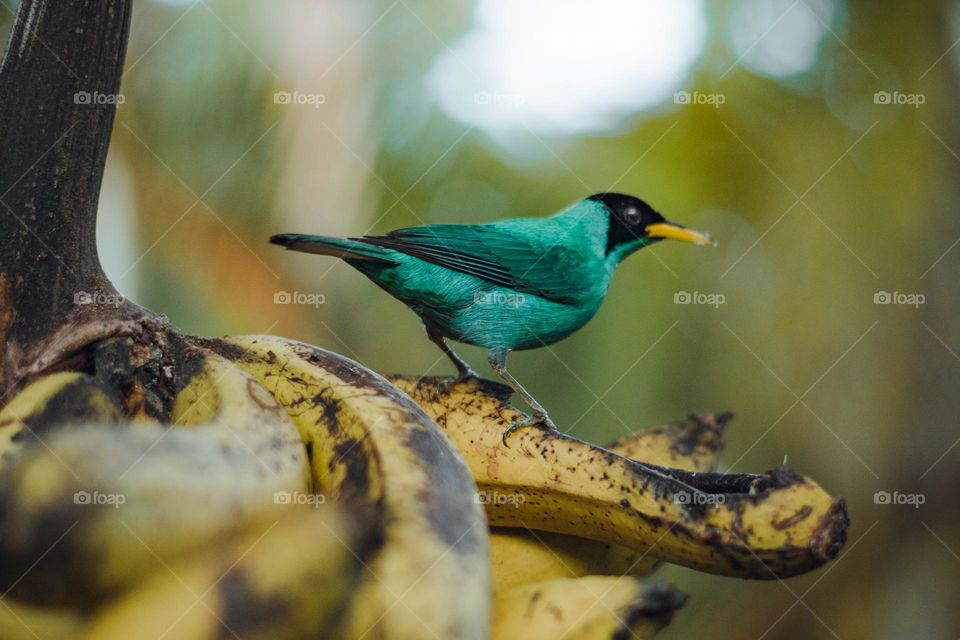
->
(645, 222), (716, 246)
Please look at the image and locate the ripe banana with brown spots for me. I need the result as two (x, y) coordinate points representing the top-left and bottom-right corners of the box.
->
(604, 412), (729, 473)
(0, 350), (309, 605)
(491, 576), (686, 640)
(0, 371), (121, 470)
(220, 336), (491, 640)
(390, 375), (849, 579)
(82, 504), (375, 640)
(486, 413), (729, 594)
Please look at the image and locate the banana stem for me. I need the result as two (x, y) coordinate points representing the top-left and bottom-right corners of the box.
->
(0, 0), (153, 393)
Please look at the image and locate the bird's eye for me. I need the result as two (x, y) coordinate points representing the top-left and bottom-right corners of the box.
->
(623, 208), (641, 225)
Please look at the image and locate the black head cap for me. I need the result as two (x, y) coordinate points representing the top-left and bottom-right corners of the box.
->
(588, 193), (665, 254)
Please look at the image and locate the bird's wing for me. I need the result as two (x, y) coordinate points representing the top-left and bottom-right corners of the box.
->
(352, 224), (585, 304)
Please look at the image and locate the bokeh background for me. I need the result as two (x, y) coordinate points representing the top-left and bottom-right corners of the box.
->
(4, 0), (959, 637)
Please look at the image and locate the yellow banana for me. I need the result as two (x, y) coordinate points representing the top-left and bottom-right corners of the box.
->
(486, 417), (728, 594)
(492, 576), (686, 640)
(488, 528), (659, 595)
(390, 376), (849, 579)
(0, 350), (309, 605)
(492, 412), (728, 588)
(604, 412), (730, 472)
(222, 336), (491, 640)
(0, 371), (120, 470)
(82, 504), (371, 640)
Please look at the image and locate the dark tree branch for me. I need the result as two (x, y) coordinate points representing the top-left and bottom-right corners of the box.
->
(0, 0), (158, 391)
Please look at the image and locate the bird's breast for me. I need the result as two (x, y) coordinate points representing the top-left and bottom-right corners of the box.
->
(445, 287), (603, 351)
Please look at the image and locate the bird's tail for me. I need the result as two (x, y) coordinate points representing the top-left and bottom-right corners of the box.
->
(269, 234), (396, 264)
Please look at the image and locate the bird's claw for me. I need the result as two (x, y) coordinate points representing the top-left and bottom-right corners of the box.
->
(501, 413), (558, 447)
(437, 369), (480, 394)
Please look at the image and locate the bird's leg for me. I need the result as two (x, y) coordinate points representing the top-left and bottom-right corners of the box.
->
(487, 349), (558, 445)
(427, 328), (479, 382)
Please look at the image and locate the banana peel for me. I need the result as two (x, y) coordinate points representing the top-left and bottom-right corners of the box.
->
(487, 413), (729, 593)
(83, 504), (375, 640)
(492, 576), (686, 640)
(390, 375), (849, 580)
(221, 336), (491, 640)
(605, 412), (729, 473)
(0, 350), (309, 605)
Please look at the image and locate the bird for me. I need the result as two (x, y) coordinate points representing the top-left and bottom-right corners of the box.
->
(270, 192), (715, 442)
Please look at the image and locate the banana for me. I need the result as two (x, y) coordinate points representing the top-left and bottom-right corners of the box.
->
(486, 416), (728, 594)
(0, 371), (120, 470)
(82, 504), (374, 640)
(389, 376), (849, 579)
(221, 336), (491, 640)
(0, 350), (309, 605)
(604, 412), (729, 473)
(488, 528), (659, 595)
(492, 576), (686, 640)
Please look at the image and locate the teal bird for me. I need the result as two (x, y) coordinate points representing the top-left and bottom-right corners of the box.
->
(270, 193), (714, 440)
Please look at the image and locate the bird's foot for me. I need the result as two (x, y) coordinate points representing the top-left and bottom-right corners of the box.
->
(437, 368), (480, 394)
(501, 412), (559, 447)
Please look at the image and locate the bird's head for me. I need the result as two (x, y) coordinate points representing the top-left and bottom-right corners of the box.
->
(588, 192), (715, 263)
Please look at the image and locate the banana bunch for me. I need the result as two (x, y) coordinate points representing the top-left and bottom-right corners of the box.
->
(0, 335), (848, 640)
(0, 335), (488, 640)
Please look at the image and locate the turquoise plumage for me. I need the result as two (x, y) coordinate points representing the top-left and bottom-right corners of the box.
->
(270, 193), (714, 439)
